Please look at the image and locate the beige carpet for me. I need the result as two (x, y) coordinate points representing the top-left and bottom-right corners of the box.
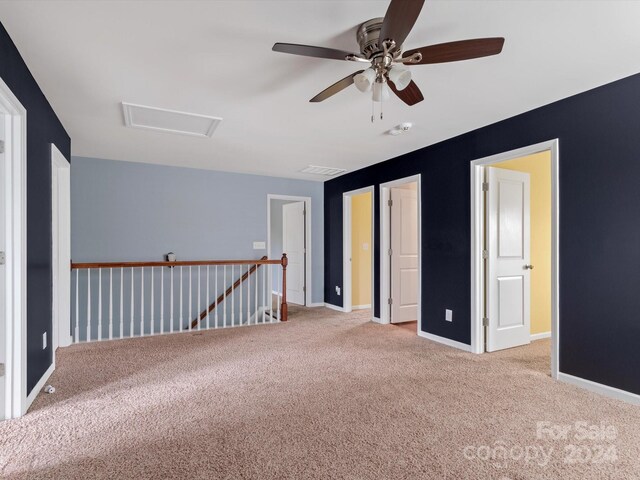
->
(1, 308), (639, 479)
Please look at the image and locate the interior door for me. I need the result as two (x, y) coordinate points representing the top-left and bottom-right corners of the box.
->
(486, 167), (531, 351)
(390, 186), (418, 323)
(0, 114), (6, 418)
(282, 202), (305, 305)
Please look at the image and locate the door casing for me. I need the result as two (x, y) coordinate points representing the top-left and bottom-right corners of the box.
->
(470, 139), (560, 379)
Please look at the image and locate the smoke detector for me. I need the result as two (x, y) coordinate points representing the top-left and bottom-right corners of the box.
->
(387, 122), (413, 136)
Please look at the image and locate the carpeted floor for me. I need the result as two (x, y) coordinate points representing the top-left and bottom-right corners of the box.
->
(1, 307), (639, 479)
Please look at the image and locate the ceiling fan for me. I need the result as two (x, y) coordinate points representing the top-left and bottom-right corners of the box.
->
(272, 0), (504, 109)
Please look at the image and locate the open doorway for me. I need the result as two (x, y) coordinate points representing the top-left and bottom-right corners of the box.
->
(471, 140), (559, 378)
(342, 186), (374, 315)
(380, 175), (421, 333)
(267, 195), (311, 306)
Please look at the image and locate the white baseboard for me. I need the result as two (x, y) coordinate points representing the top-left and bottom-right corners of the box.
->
(25, 362), (55, 413)
(531, 331), (551, 341)
(372, 316), (388, 325)
(308, 302), (325, 308)
(324, 303), (345, 312)
(352, 304), (371, 310)
(557, 372), (640, 406)
(418, 331), (472, 352)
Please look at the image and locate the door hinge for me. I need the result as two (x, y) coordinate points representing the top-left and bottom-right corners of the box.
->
(0, 140), (5, 154)
(482, 317), (489, 327)
(388, 199), (393, 207)
(388, 298), (393, 305)
(0, 251), (5, 265)
(482, 182), (489, 192)
(482, 250), (488, 259)
(388, 248), (392, 256)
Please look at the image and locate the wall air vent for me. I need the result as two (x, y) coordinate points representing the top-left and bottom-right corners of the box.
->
(122, 102), (222, 138)
(300, 165), (347, 176)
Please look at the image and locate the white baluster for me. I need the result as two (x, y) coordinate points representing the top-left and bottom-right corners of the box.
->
(197, 266), (201, 330)
(87, 269), (91, 342)
(247, 264), (251, 325)
(223, 265), (227, 328)
(277, 265), (281, 322)
(269, 265), (273, 323)
(98, 268), (102, 341)
(262, 262), (266, 324)
(179, 266), (184, 332)
(109, 268), (113, 340)
(206, 265), (210, 330)
(188, 266), (193, 331)
(215, 265), (219, 328)
(239, 264), (243, 326)
(119, 268), (124, 339)
(160, 267), (164, 335)
(140, 267), (145, 336)
(231, 265), (235, 327)
(170, 266), (174, 334)
(130, 268), (134, 337)
(150, 267), (154, 336)
(74, 269), (79, 342)
(254, 263), (258, 323)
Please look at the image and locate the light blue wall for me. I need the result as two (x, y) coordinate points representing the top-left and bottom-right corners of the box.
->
(71, 157), (324, 302)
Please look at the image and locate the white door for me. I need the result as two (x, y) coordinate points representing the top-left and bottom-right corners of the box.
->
(486, 167), (531, 352)
(0, 114), (6, 419)
(390, 187), (418, 323)
(282, 202), (305, 305)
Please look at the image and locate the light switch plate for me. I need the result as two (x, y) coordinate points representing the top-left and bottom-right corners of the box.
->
(42, 332), (47, 349)
(445, 309), (453, 322)
(253, 241), (266, 250)
(362, 242), (369, 251)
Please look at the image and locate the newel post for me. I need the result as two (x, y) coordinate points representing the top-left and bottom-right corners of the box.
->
(281, 253), (288, 322)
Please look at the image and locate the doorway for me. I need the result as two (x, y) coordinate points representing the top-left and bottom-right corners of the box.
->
(342, 186), (374, 314)
(380, 175), (421, 332)
(0, 76), (27, 419)
(471, 140), (559, 378)
(51, 145), (71, 351)
(267, 195), (312, 306)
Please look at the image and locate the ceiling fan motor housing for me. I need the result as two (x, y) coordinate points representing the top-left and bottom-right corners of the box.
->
(357, 18), (402, 59)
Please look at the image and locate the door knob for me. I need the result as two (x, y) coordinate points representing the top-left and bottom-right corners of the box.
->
(524, 264), (534, 270)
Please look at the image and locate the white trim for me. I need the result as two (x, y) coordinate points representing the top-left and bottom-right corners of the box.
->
(342, 186), (374, 321)
(51, 145), (72, 351)
(379, 174), (422, 337)
(352, 304), (371, 310)
(418, 331), (473, 352)
(557, 372), (640, 406)
(372, 316), (386, 324)
(470, 140), (560, 382)
(308, 302), (325, 308)
(324, 303), (346, 313)
(24, 363), (55, 412)
(531, 331), (551, 341)
(0, 76), (27, 419)
(266, 194), (312, 306)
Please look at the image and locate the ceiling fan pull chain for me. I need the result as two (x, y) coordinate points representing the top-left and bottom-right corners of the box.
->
(371, 96), (375, 123)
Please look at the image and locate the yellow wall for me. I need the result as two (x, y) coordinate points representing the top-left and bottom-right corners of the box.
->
(351, 192), (372, 307)
(495, 151), (551, 335)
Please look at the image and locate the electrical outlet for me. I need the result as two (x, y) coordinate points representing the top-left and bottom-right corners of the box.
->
(336, 286), (341, 296)
(42, 331), (47, 349)
(445, 309), (453, 322)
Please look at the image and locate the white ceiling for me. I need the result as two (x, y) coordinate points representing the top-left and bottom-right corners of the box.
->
(1, 1), (640, 181)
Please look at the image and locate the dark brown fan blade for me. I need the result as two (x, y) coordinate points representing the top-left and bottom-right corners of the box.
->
(403, 38), (505, 65)
(272, 43), (360, 61)
(388, 80), (424, 106)
(310, 71), (364, 102)
(379, 0), (425, 48)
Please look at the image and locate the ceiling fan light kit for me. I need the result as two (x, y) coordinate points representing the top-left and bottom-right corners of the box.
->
(273, 0), (505, 118)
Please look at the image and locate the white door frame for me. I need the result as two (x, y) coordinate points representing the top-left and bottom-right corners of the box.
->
(342, 186), (374, 316)
(266, 194), (312, 306)
(0, 76), (27, 419)
(51, 144), (71, 351)
(470, 139), (560, 379)
(379, 174), (422, 332)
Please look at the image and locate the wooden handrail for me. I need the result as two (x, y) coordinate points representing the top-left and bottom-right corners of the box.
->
(190, 256), (268, 329)
(71, 258), (283, 269)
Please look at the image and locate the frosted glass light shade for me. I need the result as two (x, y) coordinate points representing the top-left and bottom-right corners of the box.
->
(372, 82), (390, 102)
(388, 67), (412, 91)
(354, 68), (376, 93)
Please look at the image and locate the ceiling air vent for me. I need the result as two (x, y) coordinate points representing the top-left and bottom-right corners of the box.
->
(300, 165), (347, 176)
(122, 102), (222, 138)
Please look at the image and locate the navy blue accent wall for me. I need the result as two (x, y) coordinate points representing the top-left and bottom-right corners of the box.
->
(325, 73), (640, 395)
(0, 22), (71, 393)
